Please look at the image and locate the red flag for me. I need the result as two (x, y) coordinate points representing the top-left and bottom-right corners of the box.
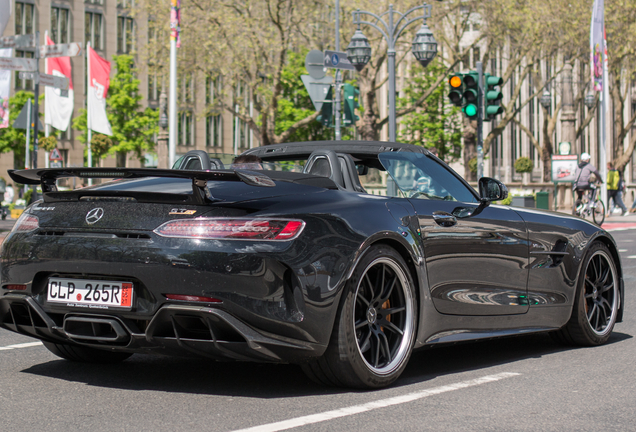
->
(87, 45), (112, 135)
(44, 35), (74, 131)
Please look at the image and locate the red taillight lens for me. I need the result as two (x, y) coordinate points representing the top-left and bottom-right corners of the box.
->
(165, 294), (222, 303)
(12, 214), (39, 232)
(4, 284), (27, 291)
(154, 218), (305, 240)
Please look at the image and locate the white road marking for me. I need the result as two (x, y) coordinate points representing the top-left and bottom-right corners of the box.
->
(0, 341), (42, 351)
(619, 249), (628, 252)
(231, 372), (521, 432)
(627, 255), (636, 259)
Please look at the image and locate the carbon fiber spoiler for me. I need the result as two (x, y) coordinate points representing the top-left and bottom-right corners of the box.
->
(8, 167), (276, 204)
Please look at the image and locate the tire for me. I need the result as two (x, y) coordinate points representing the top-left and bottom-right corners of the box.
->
(555, 242), (619, 346)
(592, 200), (605, 225)
(43, 341), (133, 363)
(301, 245), (417, 389)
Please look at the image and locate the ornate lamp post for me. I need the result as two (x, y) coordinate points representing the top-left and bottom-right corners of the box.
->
(346, 4), (437, 142)
(157, 88), (169, 168)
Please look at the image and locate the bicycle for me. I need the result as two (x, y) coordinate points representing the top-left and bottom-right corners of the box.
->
(573, 182), (605, 225)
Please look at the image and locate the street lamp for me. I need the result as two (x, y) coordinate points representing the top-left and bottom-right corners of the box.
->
(346, 4), (436, 142)
(584, 93), (596, 109)
(539, 89), (551, 110)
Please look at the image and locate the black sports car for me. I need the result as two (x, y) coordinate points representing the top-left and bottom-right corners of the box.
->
(1, 141), (624, 389)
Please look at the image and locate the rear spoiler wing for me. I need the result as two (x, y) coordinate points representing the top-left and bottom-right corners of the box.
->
(8, 167), (276, 204)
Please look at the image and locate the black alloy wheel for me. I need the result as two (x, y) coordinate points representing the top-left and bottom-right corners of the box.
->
(301, 245), (416, 388)
(554, 242), (619, 346)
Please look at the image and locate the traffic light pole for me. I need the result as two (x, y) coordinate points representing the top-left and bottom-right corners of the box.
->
(32, 31), (40, 169)
(476, 61), (484, 180)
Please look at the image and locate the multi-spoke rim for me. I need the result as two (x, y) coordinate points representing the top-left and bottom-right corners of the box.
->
(583, 250), (617, 336)
(353, 257), (414, 375)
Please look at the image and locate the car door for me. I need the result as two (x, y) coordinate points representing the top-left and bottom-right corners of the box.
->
(380, 152), (529, 316)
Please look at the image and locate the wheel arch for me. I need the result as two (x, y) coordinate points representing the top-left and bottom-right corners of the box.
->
(592, 233), (624, 322)
(344, 232), (424, 324)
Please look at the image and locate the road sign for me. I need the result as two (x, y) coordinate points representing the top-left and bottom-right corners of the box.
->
(301, 75), (333, 111)
(13, 102), (44, 130)
(49, 148), (63, 161)
(305, 50), (326, 80)
(323, 50), (355, 71)
(40, 73), (69, 90)
(0, 34), (35, 49)
(39, 42), (83, 58)
(0, 57), (37, 72)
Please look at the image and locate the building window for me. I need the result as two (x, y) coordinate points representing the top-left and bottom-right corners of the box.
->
(15, 2), (35, 35)
(117, 0), (134, 7)
(51, 7), (70, 44)
(179, 74), (194, 104)
(85, 0), (104, 5)
(178, 111), (193, 146)
(206, 115), (222, 148)
(206, 76), (223, 148)
(14, 50), (34, 90)
(148, 71), (162, 102)
(117, 17), (134, 54)
(234, 82), (251, 150)
(85, 12), (103, 50)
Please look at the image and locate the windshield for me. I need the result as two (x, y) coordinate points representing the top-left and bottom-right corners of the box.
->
(379, 152), (478, 203)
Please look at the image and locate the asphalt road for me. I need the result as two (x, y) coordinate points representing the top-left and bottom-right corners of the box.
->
(1, 225), (635, 431)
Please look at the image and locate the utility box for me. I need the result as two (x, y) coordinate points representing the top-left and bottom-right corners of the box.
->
(512, 196), (535, 208)
(535, 191), (550, 210)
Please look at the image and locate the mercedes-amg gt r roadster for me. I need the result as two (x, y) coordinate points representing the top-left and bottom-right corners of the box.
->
(0, 141), (624, 388)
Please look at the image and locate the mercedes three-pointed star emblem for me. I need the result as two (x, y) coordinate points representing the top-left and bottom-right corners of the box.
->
(85, 208), (104, 225)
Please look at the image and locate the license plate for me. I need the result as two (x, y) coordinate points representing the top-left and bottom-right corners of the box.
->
(47, 278), (133, 309)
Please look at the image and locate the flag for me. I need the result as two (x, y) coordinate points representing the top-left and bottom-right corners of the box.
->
(0, 0), (11, 37)
(170, 0), (181, 48)
(590, 0), (606, 92)
(44, 35), (74, 131)
(87, 45), (112, 136)
(0, 48), (11, 129)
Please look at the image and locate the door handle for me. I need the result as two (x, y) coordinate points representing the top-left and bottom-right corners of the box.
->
(432, 211), (457, 227)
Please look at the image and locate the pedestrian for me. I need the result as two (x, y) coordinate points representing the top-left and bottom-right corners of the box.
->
(232, 154), (263, 170)
(573, 152), (603, 209)
(606, 162), (628, 216)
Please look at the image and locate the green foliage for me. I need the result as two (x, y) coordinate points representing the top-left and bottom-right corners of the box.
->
(514, 157), (534, 173)
(91, 134), (113, 160)
(397, 60), (463, 162)
(468, 157), (478, 174)
(72, 55), (158, 165)
(0, 91), (45, 168)
(39, 135), (58, 152)
(497, 195), (513, 205)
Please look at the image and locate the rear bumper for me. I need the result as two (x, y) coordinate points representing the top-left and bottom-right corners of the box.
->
(0, 294), (324, 363)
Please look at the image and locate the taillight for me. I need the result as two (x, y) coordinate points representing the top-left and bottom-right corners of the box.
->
(12, 213), (39, 232)
(154, 218), (305, 241)
(4, 284), (27, 291)
(165, 294), (222, 303)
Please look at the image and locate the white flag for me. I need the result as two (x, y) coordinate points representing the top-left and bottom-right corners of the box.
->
(44, 35), (74, 131)
(0, 0), (11, 37)
(0, 48), (11, 129)
(87, 45), (112, 136)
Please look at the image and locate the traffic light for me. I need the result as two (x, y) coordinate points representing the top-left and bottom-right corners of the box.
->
(448, 73), (464, 107)
(462, 71), (479, 119)
(343, 83), (360, 127)
(316, 86), (333, 127)
(484, 73), (504, 121)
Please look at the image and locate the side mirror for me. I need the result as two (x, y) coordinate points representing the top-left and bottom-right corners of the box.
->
(478, 177), (508, 202)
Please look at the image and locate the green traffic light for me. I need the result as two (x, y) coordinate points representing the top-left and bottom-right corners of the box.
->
(463, 104), (478, 117)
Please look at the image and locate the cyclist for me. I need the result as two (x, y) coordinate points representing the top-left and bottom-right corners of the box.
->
(574, 152), (603, 209)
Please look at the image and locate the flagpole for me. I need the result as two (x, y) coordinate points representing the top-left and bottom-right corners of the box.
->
(168, 34), (177, 168)
(44, 30), (50, 169)
(87, 42), (92, 186)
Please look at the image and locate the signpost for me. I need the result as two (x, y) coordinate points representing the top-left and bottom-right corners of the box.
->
(39, 42), (83, 59)
(0, 34), (35, 49)
(552, 154), (579, 210)
(49, 148), (63, 168)
(0, 57), (37, 72)
(0, 32), (83, 170)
